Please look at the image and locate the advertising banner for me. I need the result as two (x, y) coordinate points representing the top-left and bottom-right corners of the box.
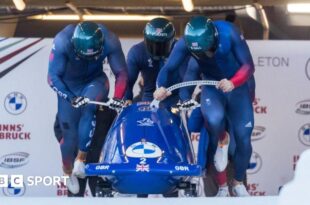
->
(0, 38), (309, 196)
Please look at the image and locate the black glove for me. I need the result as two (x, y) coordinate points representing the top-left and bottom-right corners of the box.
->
(108, 98), (124, 112)
(71, 96), (89, 108)
(177, 99), (199, 111)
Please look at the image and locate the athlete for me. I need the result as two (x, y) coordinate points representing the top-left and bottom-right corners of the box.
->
(124, 17), (191, 197)
(48, 21), (128, 194)
(124, 17), (189, 108)
(154, 16), (255, 197)
(187, 79), (255, 197)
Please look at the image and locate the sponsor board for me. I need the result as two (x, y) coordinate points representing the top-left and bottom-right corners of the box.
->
(4, 92), (27, 115)
(2, 182), (26, 197)
(253, 98), (267, 114)
(295, 99), (310, 115)
(247, 183), (266, 196)
(251, 126), (266, 141)
(0, 124), (31, 140)
(0, 152), (29, 169)
(298, 123), (310, 146)
(247, 152), (263, 174)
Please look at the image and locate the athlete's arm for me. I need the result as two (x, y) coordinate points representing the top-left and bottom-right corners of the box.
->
(124, 46), (140, 101)
(47, 35), (75, 102)
(229, 25), (255, 88)
(107, 33), (128, 99)
(156, 38), (190, 88)
(179, 57), (201, 101)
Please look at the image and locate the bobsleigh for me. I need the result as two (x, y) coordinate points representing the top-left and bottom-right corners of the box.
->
(85, 102), (201, 196)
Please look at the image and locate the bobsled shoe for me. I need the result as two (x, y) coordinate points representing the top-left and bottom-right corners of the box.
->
(214, 132), (230, 172)
(232, 184), (250, 197)
(72, 159), (86, 179)
(215, 186), (230, 197)
(65, 174), (80, 194)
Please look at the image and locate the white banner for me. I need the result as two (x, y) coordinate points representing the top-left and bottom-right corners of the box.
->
(0, 38), (309, 197)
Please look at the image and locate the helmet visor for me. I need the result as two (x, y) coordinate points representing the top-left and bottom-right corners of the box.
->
(145, 39), (173, 59)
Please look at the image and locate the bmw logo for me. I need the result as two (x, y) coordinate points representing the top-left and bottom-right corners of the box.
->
(298, 123), (310, 146)
(4, 92), (27, 115)
(306, 58), (310, 81)
(2, 182), (26, 197)
(126, 141), (162, 158)
(247, 152), (263, 175)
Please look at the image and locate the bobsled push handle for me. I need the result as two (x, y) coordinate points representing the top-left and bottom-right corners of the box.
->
(150, 80), (219, 108)
(87, 100), (110, 107)
(87, 99), (124, 113)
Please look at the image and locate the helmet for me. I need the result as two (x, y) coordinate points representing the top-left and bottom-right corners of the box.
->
(72, 21), (104, 60)
(184, 16), (218, 59)
(143, 17), (175, 60)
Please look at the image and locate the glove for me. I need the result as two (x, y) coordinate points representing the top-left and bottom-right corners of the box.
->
(177, 99), (199, 111)
(71, 96), (89, 108)
(153, 87), (172, 101)
(217, 78), (235, 93)
(108, 98), (124, 112)
(124, 100), (133, 106)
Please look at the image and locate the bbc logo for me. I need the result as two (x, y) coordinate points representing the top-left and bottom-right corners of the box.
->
(0, 175), (24, 187)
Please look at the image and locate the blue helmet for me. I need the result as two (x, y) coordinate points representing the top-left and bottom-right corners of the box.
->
(143, 17), (175, 59)
(72, 21), (104, 60)
(184, 16), (218, 58)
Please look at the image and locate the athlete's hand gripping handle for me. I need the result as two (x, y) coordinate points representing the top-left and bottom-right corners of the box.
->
(150, 80), (219, 109)
(87, 98), (125, 113)
(176, 99), (199, 111)
(71, 96), (90, 108)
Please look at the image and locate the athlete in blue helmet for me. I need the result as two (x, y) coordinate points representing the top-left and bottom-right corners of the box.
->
(125, 17), (189, 107)
(48, 21), (128, 194)
(154, 16), (255, 197)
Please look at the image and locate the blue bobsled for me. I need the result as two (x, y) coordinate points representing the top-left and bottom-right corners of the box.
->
(85, 102), (201, 195)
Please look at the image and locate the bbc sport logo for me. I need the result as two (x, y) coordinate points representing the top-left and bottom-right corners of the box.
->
(0, 175), (69, 190)
(4, 92), (27, 115)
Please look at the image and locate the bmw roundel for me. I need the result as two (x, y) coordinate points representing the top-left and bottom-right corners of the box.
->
(126, 141), (162, 158)
(2, 182), (26, 197)
(247, 151), (263, 175)
(4, 92), (27, 115)
(298, 123), (310, 146)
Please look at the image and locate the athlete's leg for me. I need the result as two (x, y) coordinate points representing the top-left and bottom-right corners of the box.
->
(79, 77), (109, 153)
(73, 76), (109, 177)
(57, 96), (80, 173)
(227, 85), (254, 196)
(54, 114), (63, 143)
(200, 86), (226, 161)
(57, 96), (81, 194)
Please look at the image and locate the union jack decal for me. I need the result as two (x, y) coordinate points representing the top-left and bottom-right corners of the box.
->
(155, 28), (163, 34)
(192, 42), (198, 47)
(136, 164), (150, 172)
